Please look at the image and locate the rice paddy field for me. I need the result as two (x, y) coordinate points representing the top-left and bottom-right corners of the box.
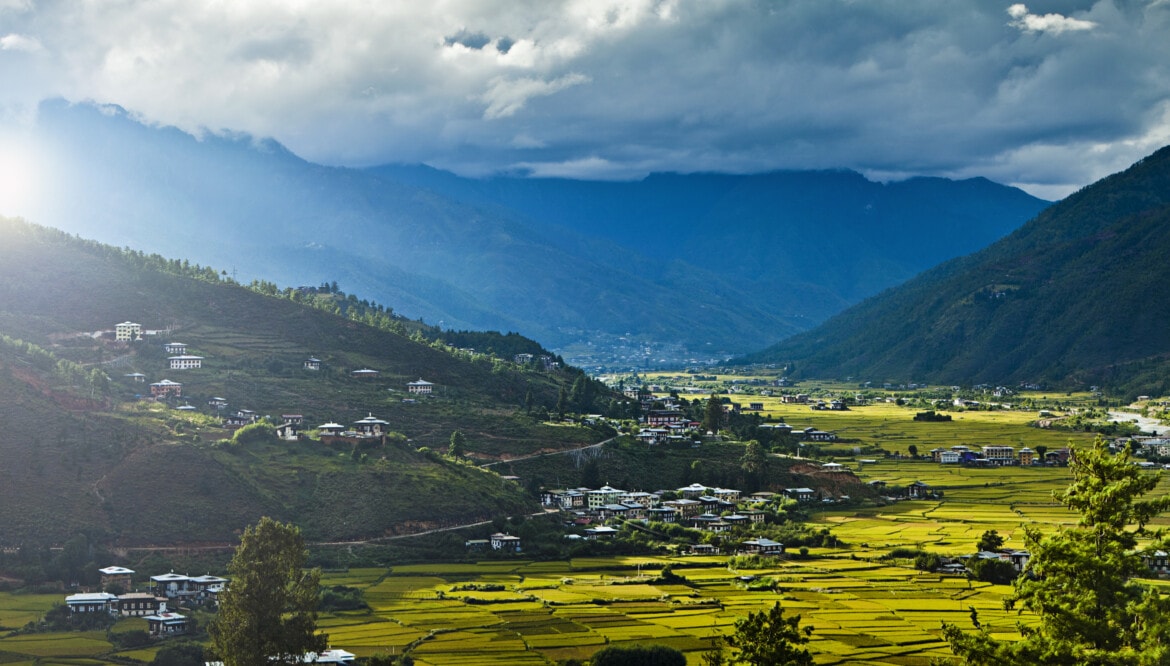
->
(0, 392), (1161, 664)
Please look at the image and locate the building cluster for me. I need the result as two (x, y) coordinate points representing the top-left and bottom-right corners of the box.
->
(506, 479), (845, 556)
(928, 445), (1070, 466)
(63, 567), (228, 637)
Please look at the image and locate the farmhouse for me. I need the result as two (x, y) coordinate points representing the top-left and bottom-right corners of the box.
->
(116, 592), (164, 617)
(150, 379), (182, 398)
(784, 487), (815, 502)
(144, 611), (189, 636)
(98, 565), (134, 589)
(351, 368), (379, 378)
(353, 413), (390, 437)
(741, 538), (785, 555)
(163, 342), (187, 355)
(407, 379), (434, 394)
(124, 372), (146, 382)
(65, 592), (118, 614)
(304, 357), (322, 370)
(490, 533), (521, 552)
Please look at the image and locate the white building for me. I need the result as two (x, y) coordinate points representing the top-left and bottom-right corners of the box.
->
(407, 378), (434, 394)
(168, 355), (204, 370)
(115, 321), (142, 342)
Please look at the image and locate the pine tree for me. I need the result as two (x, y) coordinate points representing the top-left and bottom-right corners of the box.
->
(943, 437), (1170, 665)
(209, 517), (326, 666)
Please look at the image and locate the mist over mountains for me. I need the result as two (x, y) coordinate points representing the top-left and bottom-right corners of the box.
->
(21, 100), (1048, 368)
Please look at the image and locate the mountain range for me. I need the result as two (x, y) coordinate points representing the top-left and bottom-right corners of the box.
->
(0, 217), (612, 545)
(745, 145), (1170, 397)
(17, 100), (1049, 368)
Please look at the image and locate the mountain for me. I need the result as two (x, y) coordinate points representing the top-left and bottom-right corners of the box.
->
(743, 145), (1170, 396)
(20, 100), (1049, 366)
(0, 217), (609, 546)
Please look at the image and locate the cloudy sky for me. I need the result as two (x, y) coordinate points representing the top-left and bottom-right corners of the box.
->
(2, 0), (1169, 199)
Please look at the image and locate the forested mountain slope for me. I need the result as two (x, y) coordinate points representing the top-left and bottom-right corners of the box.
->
(744, 145), (1170, 396)
(0, 218), (609, 546)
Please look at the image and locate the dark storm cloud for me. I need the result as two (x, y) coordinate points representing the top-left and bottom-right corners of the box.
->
(1, 0), (1168, 197)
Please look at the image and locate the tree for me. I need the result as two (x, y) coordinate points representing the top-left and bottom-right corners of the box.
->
(704, 395), (724, 434)
(908, 444), (918, 458)
(448, 431), (467, 458)
(727, 602), (813, 666)
(590, 644), (686, 666)
(976, 529), (1004, 553)
(943, 437), (1170, 665)
(209, 517), (327, 666)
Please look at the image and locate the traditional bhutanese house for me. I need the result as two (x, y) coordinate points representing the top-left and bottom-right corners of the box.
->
(168, 355), (204, 370)
(189, 574), (229, 602)
(1143, 549), (1170, 577)
(150, 379), (182, 398)
(940, 451), (961, 464)
(619, 491), (660, 508)
(620, 502), (647, 520)
(784, 487), (815, 502)
(150, 572), (195, 601)
(115, 321), (141, 341)
(647, 506), (678, 523)
(908, 481), (931, 498)
(598, 504), (630, 520)
(723, 514), (751, 528)
(713, 488), (741, 502)
(1018, 447), (1036, 465)
(662, 498), (703, 518)
(65, 592), (117, 614)
(303, 357), (322, 371)
(98, 566), (134, 589)
(163, 342), (187, 355)
(176, 404), (196, 411)
(748, 491), (776, 503)
(490, 532), (521, 551)
(223, 413), (254, 428)
(317, 422), (346, 437)
(116, 592), (163, 617)
(144, 611), (188, 636)
(351, 368), (380, 379)
(407, 378), (434, 394)
(208, 397), (228, 409)
(741, 538), (785, 556)
(124, 372), (146, 382)
(821, 462), (846, 472)
(464, 538), (490, 551)
(677, 483), (708, 499)
(740, 509), (768, 524)
(353, 413), (389, 437)
(586, 485), (624, 509)
(584, 525), (619, 539)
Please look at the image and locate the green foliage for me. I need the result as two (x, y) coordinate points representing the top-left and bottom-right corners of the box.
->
(230, 422), (277, 447)
(704, 395), (724, 434)
(448, 430), (467, 458)
(976, 529), (1004, 553)
(589, 643), (686, 666)
(943, 436), (1170, 664)
(151, 641), (207, 666)
(210, 517), (327, 666)
(318, 585), (369, 611)
(966, 557), (1017, 585)
(727, 602), (813, 666)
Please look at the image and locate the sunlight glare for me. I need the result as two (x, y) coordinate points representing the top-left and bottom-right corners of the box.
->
(0, 134), (43, 218)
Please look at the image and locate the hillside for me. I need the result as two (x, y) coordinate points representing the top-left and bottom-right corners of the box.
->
(744, 145), (1170, 396)
(0, 218), (610, 547)
(20, 100), (1048, 363)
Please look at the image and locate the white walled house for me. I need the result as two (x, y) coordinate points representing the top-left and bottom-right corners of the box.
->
(168, 355), (204, 370)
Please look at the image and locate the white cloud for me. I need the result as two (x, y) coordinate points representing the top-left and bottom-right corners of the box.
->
(1007, 3), (1097, 34)
(481, 73), (590, 119)
(0, 33), (41, 52)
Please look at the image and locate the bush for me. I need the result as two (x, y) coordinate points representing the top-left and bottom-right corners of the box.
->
(590, 643), (686, 666)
